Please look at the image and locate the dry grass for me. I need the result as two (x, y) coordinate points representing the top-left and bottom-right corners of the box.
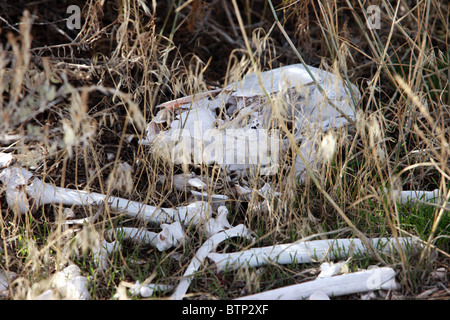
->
(0, 0), (448, 300)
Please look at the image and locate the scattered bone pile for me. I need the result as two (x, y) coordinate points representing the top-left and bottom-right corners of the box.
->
(0, 64), (441, 300)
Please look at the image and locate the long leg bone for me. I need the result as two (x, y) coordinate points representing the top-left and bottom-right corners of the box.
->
(106, 222), (184, 251)
(388, 188), (444, 206)
(171, 224), (253, 300)
(208, 237), (417, 272)
(0, 167), (212, 225)
(235, 267), (398, 300)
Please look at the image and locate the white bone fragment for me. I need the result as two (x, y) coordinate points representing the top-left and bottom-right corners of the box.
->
(257, 183), (282, 199)
(202, 206), (233, 237)
(235, 183), (280, 214)
(190, 190), (229, 203)
(142, 64), (359, 180)
(236, 267), (397, 300)
(52, 265), (90, 300)
(158, 173), (194, 191)
(0, 167), (212, 225)
(0, 270), (17, 291)
(389, 189), (442, 205)
(0, 168), (38, 215)
(171, 201), (212, 225)
(216, 206), (233, 229)
(106, 153), (115, 161)
(154, 222), (184, 251)
(188, 177), (207, 189)
(92, 239), (120, 271)
(62, 208), (76, 219)
(308, 290), (330, 300)
(63, 204), (103, 226)
(234, 184), (252, 199)
(129, 281), (174, 298)
(109, 221), (184, 251)
(0, 152), (13, 167)
(64, 217), (91, 225)
(360, 291), (377, 300)
(33, 289), (57, 300)
(430, 267), (447, 281)
(235, 183), (280, 202)
(171, 224), (253, 300)
(318, 261), (345, 278)
(208, 237), (417, 272)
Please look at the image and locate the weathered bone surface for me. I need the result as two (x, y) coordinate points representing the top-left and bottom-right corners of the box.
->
(0, 270), (17, 291)
(158, 173), (208, 191)
(92, 239), (120, 271)
(389, 188), (446, 206)
(236, 267), (398, 300)
(202, 205), (233, 237)
(107, 221), (184, 251)
(33, 289), (57, 300)
(235, 182), (281, 214)
(0, 167), (211, 225)
(208, 237), (417, 272)
(0, 152), (13, 168)
(141, 64), (359, 179)
(171, 224), (253, 300)
(317, 261), (348, 278)
(308, 290), (331, 300)
(129, 281), (174, 298)
(51, 265), (90, 300)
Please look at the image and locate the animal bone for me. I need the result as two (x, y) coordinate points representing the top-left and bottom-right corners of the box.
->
(317, 261), (348, 278)
(190, 190), (228, 200)
(0, 152), (13, 168)
(33, 289), (57, 300)
(0, 166), (212, 225)
(92, 239), (120, 271)
(236, 266), (398, 300)
(389, 188), (442, 205)
(129, 281), (174, 298)
(308, 290), (331, 300)
(234, 183), (281, 201)
(171, 224), (253, 300)
(208, 237), (417, 272)
(158, 173), (207, 191)
(201, 205), (233, 237)
(141, 64), (359, 180)
(51, 265), (90, 300)
(107, 221), (184, 251)
(0, 270), (18, 291)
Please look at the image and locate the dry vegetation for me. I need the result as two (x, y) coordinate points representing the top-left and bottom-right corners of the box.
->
(0, 0), (449, 300)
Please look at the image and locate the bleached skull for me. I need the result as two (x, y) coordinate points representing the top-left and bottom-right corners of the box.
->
(141, 64), (359, 180)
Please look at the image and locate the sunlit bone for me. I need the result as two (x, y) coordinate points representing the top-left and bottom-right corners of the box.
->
(141, 64), (359, 179)
(208, 237), (418, 272)
(0, 167), (212, 225)
(236, 267), (398, 300)
(106, 222), (184, 251)
(171, 224), (253, 300)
